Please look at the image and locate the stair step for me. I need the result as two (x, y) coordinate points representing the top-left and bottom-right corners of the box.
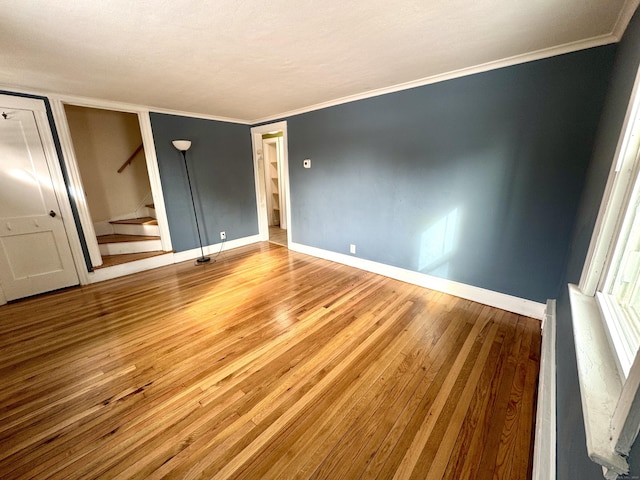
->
(98, 233), (163, 255)
(110, 217), (157, 225)
(109, 217), (160, 236)
(98, 234), (160, 244)
(94, 251), (172, 269)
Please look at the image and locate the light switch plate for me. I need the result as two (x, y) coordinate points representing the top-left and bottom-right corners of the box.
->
(303, 159), (311, 168)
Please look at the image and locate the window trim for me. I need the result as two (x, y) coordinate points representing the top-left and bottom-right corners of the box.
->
(579, 68), (640, 297)
(597, 290), (638, 379)
(573, 66), (640, 479)
(568, 285), (626, 477)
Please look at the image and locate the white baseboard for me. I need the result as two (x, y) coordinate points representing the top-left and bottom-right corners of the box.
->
(171, 235), (262, 264)
(88, 252), (175, 283)
(88, 234), (261, 283)
(533, 299), (557, 480)
(288, 242), (546, 319)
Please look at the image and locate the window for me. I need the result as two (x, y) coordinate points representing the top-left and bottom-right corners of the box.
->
(572, 66), (640, 479)
(598, 170), (640, 379)
(583, 72), (640, 378)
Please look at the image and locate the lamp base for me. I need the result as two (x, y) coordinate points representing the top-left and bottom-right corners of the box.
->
(196, 256), (211, 264)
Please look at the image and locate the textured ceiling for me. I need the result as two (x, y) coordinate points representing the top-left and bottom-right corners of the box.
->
(0, 0), (637, 122)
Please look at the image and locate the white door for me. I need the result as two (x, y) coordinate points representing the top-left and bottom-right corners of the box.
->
(0, 100), (79, 301)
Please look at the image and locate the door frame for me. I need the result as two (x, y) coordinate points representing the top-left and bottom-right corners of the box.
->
(250, 121), (291, 246)
(49, 97), (173, 282)
(0, 94), (82, 302)
(262, 135), (287, 230)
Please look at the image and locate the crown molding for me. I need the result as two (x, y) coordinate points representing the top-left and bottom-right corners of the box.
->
(0, 83), (251, 124)
(0, 21), (631, 127)
(612, 0), (640, 41)
(147, 106), (250, 125)
(251, 33), (618, 124)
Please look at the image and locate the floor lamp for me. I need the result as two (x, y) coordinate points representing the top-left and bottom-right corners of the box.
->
(172, 139), (210, 264)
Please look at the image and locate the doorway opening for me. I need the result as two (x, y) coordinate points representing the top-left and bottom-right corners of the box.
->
(262, 132), (287, 246)
(63, 105), (172, 269)
(251, 121), (291, 248)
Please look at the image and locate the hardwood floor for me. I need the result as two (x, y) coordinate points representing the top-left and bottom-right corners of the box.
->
(0, 242), (541, 479)
(268, 226), (287, 246)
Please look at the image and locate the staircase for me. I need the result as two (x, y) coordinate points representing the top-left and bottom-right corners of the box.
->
(96, 211), (171, 268)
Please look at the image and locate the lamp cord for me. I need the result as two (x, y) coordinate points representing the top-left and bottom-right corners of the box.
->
(211, 236), (225, 262)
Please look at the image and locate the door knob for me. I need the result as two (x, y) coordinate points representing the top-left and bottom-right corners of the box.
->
(49, 210), (56, 217)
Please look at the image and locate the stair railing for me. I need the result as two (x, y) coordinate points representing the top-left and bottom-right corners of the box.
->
(117, 143), (144, 173)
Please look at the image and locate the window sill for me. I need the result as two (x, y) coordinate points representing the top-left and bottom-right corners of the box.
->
(568, 284), (628, 478)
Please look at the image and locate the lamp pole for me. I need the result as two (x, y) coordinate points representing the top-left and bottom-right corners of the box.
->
(172, 140), (210, 264)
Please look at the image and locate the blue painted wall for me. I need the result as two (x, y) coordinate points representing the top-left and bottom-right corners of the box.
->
(556, 8), (640, 480)
(149, 113), (257, 252)
(286, 47), (615, 303)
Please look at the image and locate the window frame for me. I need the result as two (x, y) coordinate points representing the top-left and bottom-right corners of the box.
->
(573, 66), (640, 479)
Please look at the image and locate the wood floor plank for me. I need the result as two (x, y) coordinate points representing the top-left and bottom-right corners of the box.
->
(281, 300), (439, 480)
(441, 314), (518, 480)
(390, 302), (493, 480)
(440, 317), (508, 480)
(190, 299), (422, 479)
(238, 294), (456, 480)
(422, 319), (501, 480)
(495, 318), (535, 480)
(0, 242), (541, 479)
(356, 306), (474, 480)
(475, 316), (530, 480)
(513, 319), (542, 480)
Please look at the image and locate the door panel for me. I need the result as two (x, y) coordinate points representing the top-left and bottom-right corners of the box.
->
(0, 106), (78, 301)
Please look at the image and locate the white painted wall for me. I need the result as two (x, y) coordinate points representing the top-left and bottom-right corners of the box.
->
(64, 105), (151, 228)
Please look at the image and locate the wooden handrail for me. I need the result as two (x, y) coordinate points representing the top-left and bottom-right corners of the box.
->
(117, 143), (144, 173)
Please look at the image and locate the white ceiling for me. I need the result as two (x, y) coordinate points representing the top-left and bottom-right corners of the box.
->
(0, 0), (638, 123)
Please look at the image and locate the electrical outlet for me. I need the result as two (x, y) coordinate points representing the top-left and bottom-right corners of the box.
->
(220, 231), (226, 240)
(350, 244), (356, 254)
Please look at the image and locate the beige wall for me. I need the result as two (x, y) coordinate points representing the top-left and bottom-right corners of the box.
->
(65, 105), (151, 224)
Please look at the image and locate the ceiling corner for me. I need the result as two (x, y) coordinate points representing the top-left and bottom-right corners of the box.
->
(611, 0), (640, 41)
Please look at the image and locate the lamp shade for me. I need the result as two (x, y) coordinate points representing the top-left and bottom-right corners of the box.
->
(172, 140), (192, 152)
